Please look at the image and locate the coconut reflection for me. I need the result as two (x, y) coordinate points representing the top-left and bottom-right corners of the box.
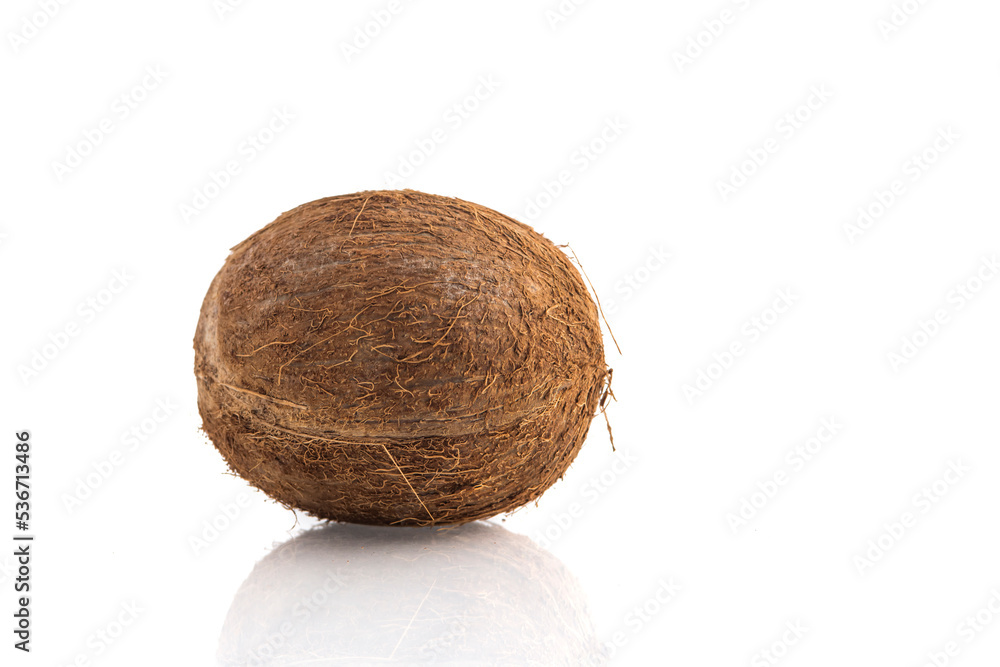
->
(218, 521), (607, 666)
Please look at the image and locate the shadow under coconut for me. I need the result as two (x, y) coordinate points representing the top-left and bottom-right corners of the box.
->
(217, 521), (608, 666)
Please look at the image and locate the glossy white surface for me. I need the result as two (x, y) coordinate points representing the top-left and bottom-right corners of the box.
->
(2, 1), (1000, 664)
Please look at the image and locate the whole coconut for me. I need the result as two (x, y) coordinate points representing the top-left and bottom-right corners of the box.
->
(194, 189), (608, 526)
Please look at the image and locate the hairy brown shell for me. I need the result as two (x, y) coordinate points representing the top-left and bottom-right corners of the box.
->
(194, 189), (607, 526)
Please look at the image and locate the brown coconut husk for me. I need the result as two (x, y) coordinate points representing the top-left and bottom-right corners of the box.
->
(217, 522), (608, 665)
(194, 190), (608, 526)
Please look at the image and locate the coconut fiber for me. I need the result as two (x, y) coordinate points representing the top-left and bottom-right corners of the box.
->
(194, 189), (608, 526)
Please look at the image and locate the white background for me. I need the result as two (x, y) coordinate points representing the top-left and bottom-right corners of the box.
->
(2, 0), (1000, 665)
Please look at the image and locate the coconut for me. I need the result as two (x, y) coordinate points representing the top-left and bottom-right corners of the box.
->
(194, 189), (608, 526)
(217, 522), (608, 665)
